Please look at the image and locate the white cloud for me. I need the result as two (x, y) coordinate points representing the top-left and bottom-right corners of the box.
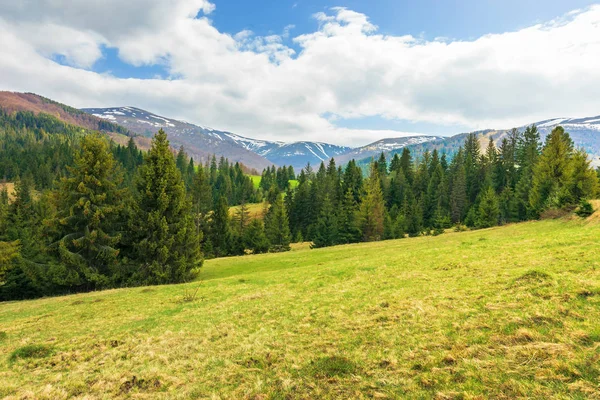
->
(0, 2), (599, 146)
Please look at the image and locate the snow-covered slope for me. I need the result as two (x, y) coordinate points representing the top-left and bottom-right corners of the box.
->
(83, 107), (352, 171)
(83, 107), (276, 171)
(355, 117), (600, 167)
(83, 106), (600, 171)
(218, 133), (351, 169)
(533, 116), (600, 166)
(334, 136), (442, 165)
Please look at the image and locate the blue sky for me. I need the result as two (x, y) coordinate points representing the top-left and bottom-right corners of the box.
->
(88, 0), (598, 137)
(209, 0), (596, 40)
(2, 0), (600, 145)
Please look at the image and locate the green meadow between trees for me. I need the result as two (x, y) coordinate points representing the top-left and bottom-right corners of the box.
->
(1, 213), (599, 398)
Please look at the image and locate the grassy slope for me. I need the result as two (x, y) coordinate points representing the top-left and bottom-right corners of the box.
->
(1, 217), (600, 399)
(229, 202), (268, 220)
(0, 182), (15, 201)
(249, 175), (299, 190)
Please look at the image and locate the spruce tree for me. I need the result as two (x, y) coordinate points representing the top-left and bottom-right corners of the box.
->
(0, 240), (20, 283)
(50, 134), (125, 289)
(191, 163), (213, 215)
(404, 189), (423, 237)
(530, 126), (574, 211)
(264, 193), (291, 252)
(244, 219), (270, 254)
(450, 164), (467, 223)
(569, 149), (599, 202)
(311, 195), (339, 248)
(132, 129), (201, 284)
(359, 168), (385, 242)
(338, 188), (362, 244)
(208, 195), (232, 258)
(399, 148), (414, 184)
(476, 187), (500, 228)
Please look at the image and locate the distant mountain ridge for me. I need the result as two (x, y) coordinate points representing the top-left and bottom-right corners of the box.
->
(2, 91), (598, 172)
(334, 136), (443, 165)
(83, 107), (353, 171)
(0, 91), (155, 151)
(354, 118), (600, 168)
(82, 106), (275, 171)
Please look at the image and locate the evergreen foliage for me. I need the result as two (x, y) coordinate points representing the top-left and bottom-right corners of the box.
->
(130, 129), (201, 284)
(0, 107), (598, 300)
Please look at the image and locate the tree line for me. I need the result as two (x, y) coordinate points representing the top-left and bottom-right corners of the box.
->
(0, 109), (598, 301)
(283, 126), (598, 247)
(0, 110), (275, 300)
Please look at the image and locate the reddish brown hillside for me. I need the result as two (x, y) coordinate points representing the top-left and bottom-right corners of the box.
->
(0, 91), (155, 151)
(0, 91), (131, 135)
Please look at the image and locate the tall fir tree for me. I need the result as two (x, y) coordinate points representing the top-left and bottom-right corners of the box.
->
(476, 187), (500, 228)
(49, 134), (125, 289)
(264, 193), (291, 252)
(530, 126), (575, 211)
(208, 195), (232, 258)
(359, 167), (385, 242)
(338, 188), (362, 244)
(450, 163), (467, 223)
(244, 219), (270, 254)
(132, 129), (201, 284)
(311, 195), (340, 248)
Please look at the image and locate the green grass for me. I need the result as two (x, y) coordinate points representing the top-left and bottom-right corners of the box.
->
(1, 217), (600, 398)
(249, 175), (262, 189)
(249, 175), (299, 190)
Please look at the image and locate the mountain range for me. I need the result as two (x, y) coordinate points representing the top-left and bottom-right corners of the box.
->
(1, 91), (599, 171)
(83, 106), (600, 170)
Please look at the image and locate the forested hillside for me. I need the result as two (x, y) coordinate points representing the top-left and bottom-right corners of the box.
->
(0, 110), (288, 300)
(285, 126), (599, 248)
(1, 108), (598, 301)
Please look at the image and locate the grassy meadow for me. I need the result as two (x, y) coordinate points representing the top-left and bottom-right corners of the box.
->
(0, 182), (15, 201)
(1, 211), (600, 399)
(249, 175), (299, 190)
(229, 202), (268, 220)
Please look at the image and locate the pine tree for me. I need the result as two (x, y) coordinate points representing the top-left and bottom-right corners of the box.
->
(50, 134), (125, 289)
(191, 163), (213, 215)
(530, 126), (575, 211)
(244, 219), (270, 254)
(359, 168), (385, 242)
(186, 158), (195, 189)
(342, 160), (363, 203)
(450, 163), (467, 223)
(0, 240), (20, 283)
(399, 148), (414, 184)
(404, 189), (423, 237)
(377, 153), (388, 177)
(569, 149), (599, 203)
(176, 146), (188, 181)
(132, 129), (201, 284)
(208, 195), (232, 258)
(338, 189), (362, 244)
(311, 195), (339, 248)
(476, 187), (500, 228)
(233, 200), (250, 235)
(264, 193), (291, 252)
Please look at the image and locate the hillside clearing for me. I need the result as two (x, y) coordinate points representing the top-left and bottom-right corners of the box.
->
(1, 217), (600, 399)
(229, 202), (267, 220)
(0, 182), (15, 201)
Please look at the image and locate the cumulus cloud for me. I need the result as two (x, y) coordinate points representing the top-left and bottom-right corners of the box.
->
(0, 2), (599, 146)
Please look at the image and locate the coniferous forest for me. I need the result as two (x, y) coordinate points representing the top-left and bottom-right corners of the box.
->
(0, 109), (598, 301)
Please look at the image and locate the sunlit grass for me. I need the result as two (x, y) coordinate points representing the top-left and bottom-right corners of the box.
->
(1, 215), (599, 399)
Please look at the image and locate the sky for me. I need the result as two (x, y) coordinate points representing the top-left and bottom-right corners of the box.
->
(0, 0), (599, 146)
